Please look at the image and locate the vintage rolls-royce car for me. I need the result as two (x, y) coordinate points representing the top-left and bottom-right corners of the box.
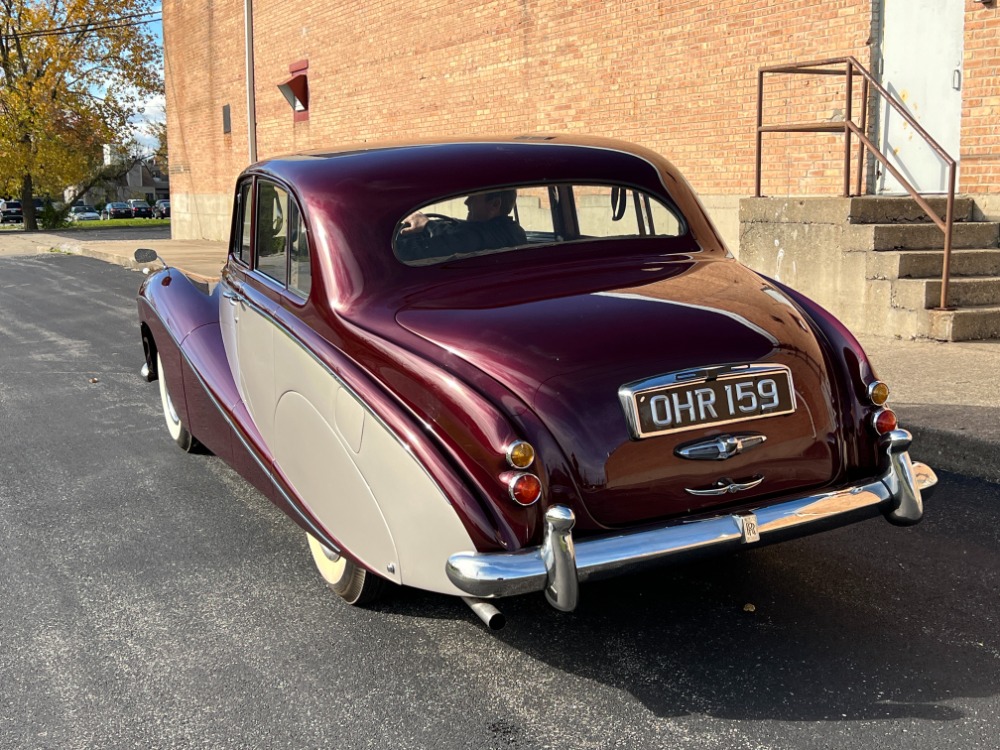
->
(135, 136), (936, 628)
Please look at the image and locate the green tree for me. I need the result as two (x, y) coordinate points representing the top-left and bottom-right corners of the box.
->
(0, 1), (162, 229)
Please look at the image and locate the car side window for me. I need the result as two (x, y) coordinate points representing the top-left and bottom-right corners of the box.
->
(255, 182), (289, 285)
(288, 201), (311, 297)
(575, 186), (682, 239)
(238, 182), (252, 265)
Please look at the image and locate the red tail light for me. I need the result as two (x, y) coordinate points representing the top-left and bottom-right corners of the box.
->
(873, 408), (898, 435)
(508, 473), (542, 506)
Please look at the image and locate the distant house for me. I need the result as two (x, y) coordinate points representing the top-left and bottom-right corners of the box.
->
(68, 147), (170, 206)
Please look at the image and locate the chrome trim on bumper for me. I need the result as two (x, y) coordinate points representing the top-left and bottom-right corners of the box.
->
(445, 429), (936, 610)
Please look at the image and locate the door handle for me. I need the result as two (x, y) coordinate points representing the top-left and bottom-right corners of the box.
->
(953, 69), (962, 91)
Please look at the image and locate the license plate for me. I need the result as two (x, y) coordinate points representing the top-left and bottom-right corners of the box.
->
(619, 364), (796, 439)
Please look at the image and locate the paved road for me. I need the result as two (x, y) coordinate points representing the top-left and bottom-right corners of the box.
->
(0, 224), (171, 244)
(1, 254), (997, 750)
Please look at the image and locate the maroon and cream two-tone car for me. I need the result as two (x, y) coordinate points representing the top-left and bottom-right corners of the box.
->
(135, 136), (936, 628)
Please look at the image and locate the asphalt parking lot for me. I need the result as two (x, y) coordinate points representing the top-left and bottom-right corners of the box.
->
(0, 252), (997, 750)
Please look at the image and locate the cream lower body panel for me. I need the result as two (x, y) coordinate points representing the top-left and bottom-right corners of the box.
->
(269, 321), (475, 596)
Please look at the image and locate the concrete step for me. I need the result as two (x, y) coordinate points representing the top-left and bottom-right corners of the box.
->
(892, 276), (1000, 310)
(739, 196), (975, 225)
(868, 248), (1000, 280)
(850, 221), (1000, 251)
(846, 196), (975, 225)
(929, 306), (1000, 342)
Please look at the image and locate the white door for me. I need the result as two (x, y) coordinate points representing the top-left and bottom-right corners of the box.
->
(878, 0), (964, 194)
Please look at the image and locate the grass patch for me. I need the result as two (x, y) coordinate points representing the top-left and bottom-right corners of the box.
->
(69, 219), (171, 229)
(0, 219), (169, 230)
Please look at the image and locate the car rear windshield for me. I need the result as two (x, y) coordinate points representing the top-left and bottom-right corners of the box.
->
(392, 183), (687, 267)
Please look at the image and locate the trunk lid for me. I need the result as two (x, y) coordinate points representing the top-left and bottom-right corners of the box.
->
(396, 257), (844, 528)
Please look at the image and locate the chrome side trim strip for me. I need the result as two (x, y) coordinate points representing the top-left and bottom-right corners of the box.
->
(446, 430), (936, 608)
(232, 292), (458, 509)
(147, 279), (464, 559)
(143, 294), (337, 550)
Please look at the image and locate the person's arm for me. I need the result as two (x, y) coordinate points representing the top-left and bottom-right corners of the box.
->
(400, 212), (430, 234)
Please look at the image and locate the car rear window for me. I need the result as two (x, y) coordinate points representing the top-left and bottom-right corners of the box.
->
(393, 183), (686, 267)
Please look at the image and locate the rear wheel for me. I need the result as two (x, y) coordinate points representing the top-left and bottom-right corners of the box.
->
(306, 533), (386, 606)
(157, 353), (200, 453)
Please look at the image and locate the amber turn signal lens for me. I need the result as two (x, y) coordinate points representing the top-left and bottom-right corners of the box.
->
(506, 441), (535, 469)
(868, 381), (890, 406)
(873, 409), (898, 435)
(508, 473), (542, 506)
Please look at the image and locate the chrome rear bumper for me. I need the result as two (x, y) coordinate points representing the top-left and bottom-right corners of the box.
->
(446, 429), (936, 612)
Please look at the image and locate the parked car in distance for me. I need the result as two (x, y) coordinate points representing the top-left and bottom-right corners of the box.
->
(153, 199), (171, 219)
(102, 202), (132, 220)
(1, 200), (23, 224)
(135, 135), (938, 629)
(68, 205), (101, 222)
(127, 199), (152, 218)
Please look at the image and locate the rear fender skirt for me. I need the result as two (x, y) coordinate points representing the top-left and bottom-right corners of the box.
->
(274, 307), (524, 553)
(139, 291), (345, 553)
(270, 324), (477, 594)
(137, 272), (503, 579)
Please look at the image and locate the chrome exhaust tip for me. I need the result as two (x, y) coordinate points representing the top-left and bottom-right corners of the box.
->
(461, 597), (506, 631)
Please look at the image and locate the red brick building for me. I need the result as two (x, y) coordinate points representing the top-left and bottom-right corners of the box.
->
(164, 0), (999, 249)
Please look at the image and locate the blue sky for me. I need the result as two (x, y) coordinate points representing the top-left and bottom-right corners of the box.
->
(129, 8), (165, 152)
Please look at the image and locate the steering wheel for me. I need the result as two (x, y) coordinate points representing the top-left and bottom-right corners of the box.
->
(422, 213), (460, 225)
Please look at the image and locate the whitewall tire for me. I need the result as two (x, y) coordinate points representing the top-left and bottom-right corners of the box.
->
(157, 353), (199, 453)
(306, 533), (385, 606)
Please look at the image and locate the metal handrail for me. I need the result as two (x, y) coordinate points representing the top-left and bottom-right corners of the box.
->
(755, 56), (957, 310)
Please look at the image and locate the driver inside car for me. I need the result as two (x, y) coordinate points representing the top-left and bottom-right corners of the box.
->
(397, 189), (527, 261)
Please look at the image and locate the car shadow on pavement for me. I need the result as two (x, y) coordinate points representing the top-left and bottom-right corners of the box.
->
(384, 470), (997, 723)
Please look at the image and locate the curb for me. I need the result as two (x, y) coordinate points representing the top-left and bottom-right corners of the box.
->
(58, 243), (219, 285)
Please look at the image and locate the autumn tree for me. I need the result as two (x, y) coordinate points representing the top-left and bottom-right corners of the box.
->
(0, 1), (162, 229)
(148, 118), (167, 174)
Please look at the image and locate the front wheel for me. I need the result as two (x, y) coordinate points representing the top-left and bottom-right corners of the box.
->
(156, 353), (200, 453)
(306, 533), (386, 606)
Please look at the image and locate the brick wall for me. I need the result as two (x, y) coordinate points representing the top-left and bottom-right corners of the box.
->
(163, 0), (252, 239)
(167, 0), (880, 241)
(250, 0), (874, 195)
(962, 1), (1000, 196)
(169, 1), (1000, 243)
